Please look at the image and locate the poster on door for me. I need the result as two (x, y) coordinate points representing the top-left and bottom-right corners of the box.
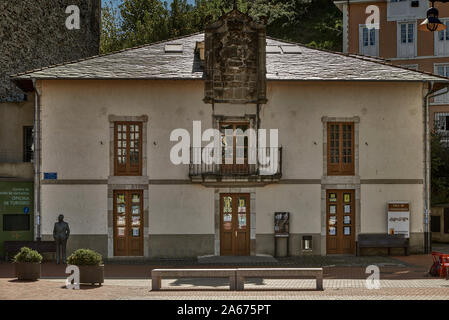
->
(387, 201), (410, 238)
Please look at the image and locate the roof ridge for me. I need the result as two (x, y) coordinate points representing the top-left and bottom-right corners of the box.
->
(11, 31), (205, 79)
(266, 35), (449, 82)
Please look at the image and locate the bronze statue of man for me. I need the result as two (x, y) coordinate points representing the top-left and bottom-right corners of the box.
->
(53, 214), (70, 264)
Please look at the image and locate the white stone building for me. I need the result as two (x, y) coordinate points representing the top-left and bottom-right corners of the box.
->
(12, 10), (449, 258)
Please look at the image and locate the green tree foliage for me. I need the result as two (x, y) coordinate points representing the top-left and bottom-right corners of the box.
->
(431, 131), (449, 205)
(120, 0), (170, 47)
(100, 1), (124, 54)
(100, 0), (342, 53)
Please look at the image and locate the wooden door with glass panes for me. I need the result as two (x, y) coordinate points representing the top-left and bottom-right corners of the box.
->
(326, 190), (355, 254)
(220, 122), (249, 175)
(220, 194), (250, 256)
(113, 190), (143, 256)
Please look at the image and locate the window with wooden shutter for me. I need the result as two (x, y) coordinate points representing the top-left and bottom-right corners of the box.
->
(114, 122), (142, 176)
(327, 122), (354, 176)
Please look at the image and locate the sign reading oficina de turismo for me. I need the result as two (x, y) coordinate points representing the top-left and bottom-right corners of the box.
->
(387, 201), (410, 238)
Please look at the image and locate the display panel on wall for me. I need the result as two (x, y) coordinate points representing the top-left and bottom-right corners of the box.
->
(0, 182), (34, 257)
(274, 212), (289, 237)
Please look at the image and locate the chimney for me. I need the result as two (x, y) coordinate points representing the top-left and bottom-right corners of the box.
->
(203, 9), (267, 104)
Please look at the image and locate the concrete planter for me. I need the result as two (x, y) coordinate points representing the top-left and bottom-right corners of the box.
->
(78, 265), (104, 286)
(14, 262), (41, 281)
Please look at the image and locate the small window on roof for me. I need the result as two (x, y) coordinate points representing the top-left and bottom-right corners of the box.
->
(266, 45), (282, 54)
(281, 45), (302, 54)
(164, 44), (183, 53)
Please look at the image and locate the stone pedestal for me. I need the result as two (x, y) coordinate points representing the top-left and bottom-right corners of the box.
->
(275, 237), (288, 257)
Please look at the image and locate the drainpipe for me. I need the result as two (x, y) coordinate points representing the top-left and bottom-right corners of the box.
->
(424, 82), (449, 254)
(32, 79), (41, 241)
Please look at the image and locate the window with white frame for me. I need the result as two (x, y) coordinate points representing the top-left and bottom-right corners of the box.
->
(435, 20), (449, 56)
(435, 113), (449, 131)
(397, 22), (416, 58)
(359, 25), (378, 57)
(434, 64), (449, 104)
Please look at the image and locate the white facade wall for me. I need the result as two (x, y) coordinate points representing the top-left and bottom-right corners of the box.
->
(37, 79), (426, 256)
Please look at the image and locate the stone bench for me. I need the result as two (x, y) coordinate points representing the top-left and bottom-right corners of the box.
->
(151, 268), (237, 291)
(356, 233), (409, 256)
(236, 268), (324, 291)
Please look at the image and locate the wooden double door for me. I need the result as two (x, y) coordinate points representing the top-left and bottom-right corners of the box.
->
(326, 190), (355, 254)
(113, 190), (144, 256)
(220, 194), (250, 256)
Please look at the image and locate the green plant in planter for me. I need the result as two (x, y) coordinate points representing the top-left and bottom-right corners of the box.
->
(13, 247), (43, 263)
(67, 249), (102, 266)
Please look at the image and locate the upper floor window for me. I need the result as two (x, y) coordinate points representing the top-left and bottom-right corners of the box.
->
(434, 113), (449, 146)
(23, 126), (33, 163)
(435, 20), (449, 56)
(433, 64), (449, 104)
(359, 25), (378, 57)
(114, 122), (142, 176)
(397, 22), (416, 58)
(327, 123), (354, 176)
(435, 112), (449, 132)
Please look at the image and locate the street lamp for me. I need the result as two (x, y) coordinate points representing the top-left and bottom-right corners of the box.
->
(418, 0), (446, 32)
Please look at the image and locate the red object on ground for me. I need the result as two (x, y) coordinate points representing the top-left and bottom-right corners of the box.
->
(431, 252), (449, 278)
(441, 254), (449, 279)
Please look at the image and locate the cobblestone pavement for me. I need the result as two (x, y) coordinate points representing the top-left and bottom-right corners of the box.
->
(0, 253), (445, 300)
(1, 278), (449, 300)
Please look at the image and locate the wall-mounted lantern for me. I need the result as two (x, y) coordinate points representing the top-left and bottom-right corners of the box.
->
(418, 1), (446, 32)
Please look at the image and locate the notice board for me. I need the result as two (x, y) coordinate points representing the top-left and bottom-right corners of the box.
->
(387, 201), (410, 238)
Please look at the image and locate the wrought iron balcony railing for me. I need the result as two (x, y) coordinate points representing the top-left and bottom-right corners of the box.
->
(189, 147), (282, 179)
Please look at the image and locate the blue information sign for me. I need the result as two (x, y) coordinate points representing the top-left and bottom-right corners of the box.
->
(44, 172), (57, 180)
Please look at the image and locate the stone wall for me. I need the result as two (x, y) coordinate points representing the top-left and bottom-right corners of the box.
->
(0, 0), (100, 102)
(204, 9), (267, 104)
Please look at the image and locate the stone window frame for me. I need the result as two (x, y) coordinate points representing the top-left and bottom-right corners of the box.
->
(108, 115), (148, 178)
(326, 122), (355, 176)
(321, 116), (360, 179)
(113, 121), (143, 176)
(320, 116), (361, 255)
(213, 114), (257, 132)
(107, 115), (149, 258)
(213, 114), (257, 170)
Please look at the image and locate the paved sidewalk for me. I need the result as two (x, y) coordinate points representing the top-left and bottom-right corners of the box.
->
(1, 278), (449, 300)
(0, 253), (444, 300)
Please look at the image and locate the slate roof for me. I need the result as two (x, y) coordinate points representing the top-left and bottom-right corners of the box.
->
(11, 33), (449, 84)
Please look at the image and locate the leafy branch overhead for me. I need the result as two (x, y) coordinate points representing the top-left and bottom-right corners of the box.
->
(100, 0), (342, 54)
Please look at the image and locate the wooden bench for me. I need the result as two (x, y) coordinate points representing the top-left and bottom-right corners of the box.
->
(356, 234), (409, 256)
(235, 268), (323, 291)
(151, 268), (237, 291)
(4, 241), (56, 261)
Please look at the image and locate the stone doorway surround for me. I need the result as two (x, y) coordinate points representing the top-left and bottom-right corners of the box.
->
(107, 115), (149, 259)
(214, 187), (256, 256)
(321, 116), (360, 256)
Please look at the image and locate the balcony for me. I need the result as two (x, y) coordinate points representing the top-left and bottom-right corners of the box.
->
(387, 0), (428, 21)
(189, 147), (282, 183)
